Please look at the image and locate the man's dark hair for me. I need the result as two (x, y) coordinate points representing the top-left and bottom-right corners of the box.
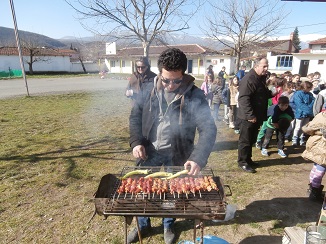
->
(278, 96), (289, 105)
(278, 118), (290, 132)
(157, 48), (187, 74)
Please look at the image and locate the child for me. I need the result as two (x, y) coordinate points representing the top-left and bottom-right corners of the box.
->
(272, 77), (286, 105)
(211, 77), (224, 121)
(228, 76), (239, 129)
(292, 74), (301, 83)
(292, 81), (315, 146)
(282, 71), (292, 83)
(261, 97), (294, 158)
(282, 82), (295, 142)
(302, 110), (326, 202)
(201, 74), (214, 107)
(307, 73), (314, 82)
(260, 96), (294, 157)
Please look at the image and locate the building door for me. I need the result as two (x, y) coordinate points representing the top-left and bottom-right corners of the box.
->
(299, 60), (309, 77)
(188, 60), (193, 74)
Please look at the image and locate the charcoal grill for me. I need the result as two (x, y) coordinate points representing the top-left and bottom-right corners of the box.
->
(98, 166), (231, 243)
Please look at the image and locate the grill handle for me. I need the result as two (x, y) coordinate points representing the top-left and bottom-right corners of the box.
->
(223, 184), (232, 197)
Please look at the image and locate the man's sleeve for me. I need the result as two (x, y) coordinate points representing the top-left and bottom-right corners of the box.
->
(238, 78), (255, 119)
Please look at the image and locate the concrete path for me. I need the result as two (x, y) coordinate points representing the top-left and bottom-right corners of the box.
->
(0, 76), (129, 99)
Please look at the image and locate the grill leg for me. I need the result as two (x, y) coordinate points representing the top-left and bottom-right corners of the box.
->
(194, 219), (204, 244)
(193, 220), (196, 243)
(136, 217), (143, 244)
(124, 216), (128, 244)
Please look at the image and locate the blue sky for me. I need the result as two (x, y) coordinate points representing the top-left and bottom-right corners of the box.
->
(1, 0), (326, 41)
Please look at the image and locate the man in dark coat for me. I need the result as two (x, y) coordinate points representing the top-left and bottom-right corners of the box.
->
(237, 57), (272, 173)
(128, 48), (217, 244)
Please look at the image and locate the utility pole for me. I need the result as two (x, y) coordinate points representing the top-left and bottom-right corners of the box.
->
(9, 0), (29, 96)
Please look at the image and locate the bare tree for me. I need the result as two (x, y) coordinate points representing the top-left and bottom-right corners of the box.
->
(205, 0), (287, 70)
(65, 0), (200, 57)
(20, 38), (51, 74)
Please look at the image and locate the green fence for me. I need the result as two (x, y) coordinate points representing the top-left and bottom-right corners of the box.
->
(0, 69), (23, 78)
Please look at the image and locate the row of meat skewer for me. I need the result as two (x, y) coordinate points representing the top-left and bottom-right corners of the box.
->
(115, 176), (218, 200)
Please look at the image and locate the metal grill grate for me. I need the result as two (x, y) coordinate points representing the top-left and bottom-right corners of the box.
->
(103, 166), (228, 220)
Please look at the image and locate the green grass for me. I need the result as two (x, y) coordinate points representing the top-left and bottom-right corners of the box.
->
(0, 83), (315, 243)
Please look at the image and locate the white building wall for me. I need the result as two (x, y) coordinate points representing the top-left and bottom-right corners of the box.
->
(104, 55), (235, 76)
(70, 62), (99, 73)
(0, 55), (22, 71)
(0, 55), (73, 72)
(292, 53), (326, 78)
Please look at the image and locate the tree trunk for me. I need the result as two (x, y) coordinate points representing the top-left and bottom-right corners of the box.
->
(236, 51), (241, 72)
(142, 42), (150, 58)
(28, 62), (34, 75)
(79, 58), (87, 73)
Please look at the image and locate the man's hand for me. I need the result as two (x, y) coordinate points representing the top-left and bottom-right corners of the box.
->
(184, 161), (201, 175)
(248, 117), (257, 123)
(132, 145), (147, 160)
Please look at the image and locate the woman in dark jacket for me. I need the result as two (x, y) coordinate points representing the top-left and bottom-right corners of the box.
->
(126, 56), (156, 104)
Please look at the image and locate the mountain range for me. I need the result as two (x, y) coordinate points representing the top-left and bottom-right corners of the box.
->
(1, 26), (323, 52)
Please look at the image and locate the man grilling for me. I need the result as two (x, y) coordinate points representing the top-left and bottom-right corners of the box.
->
(128, 48), (217, 244)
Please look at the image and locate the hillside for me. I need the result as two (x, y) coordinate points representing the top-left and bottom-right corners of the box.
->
(0, 26), (67, 48)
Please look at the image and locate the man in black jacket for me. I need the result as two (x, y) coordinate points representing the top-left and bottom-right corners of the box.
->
(128, 48), (217, 244)
(237, 57), (272, 173)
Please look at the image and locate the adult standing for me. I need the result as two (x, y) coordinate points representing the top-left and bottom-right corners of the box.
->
(218, 66), (227, 90)
(125, 56), (156, 105)
(236, 65), (246, 82)
(128, 48), (217, 244)
(218, 66), (229, 122)
(206, 65), (215, 80)
(237, 57), (272, 173)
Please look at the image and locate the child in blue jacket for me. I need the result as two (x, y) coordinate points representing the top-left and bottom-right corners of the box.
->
(292, 81), (315, 146)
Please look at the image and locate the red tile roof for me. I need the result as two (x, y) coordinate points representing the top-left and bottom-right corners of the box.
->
(0, 47), (76, 56)
(299, 48), (311, 53)
(107, 44), (228, 57)
(258, 39), (290, 48)
(309, 37), (326, 45)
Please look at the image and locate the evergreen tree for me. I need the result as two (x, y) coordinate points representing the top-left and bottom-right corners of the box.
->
(293, 27), (301, 51)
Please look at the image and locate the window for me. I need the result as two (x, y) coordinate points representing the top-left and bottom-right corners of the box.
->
(321, 44), (326, 50)
(122, 60), (126, 67)
(318, 60), (324, 65)
(276, 56), (293, 68)
(220, 59), (224, 63)
(110, 61), (116, 67)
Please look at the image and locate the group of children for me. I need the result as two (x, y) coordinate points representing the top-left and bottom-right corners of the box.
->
(255, 71), (326, 158)
(201, 69), (325, 159)
(200, 72), (241, 133)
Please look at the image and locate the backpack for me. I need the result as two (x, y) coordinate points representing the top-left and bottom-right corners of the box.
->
(313, 94), (325, 116)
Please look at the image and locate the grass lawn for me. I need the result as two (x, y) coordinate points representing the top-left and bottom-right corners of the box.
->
(0, 83), (321, 244)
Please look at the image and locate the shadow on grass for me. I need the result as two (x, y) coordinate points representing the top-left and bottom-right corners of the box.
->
(164, 197), (321, 242)
(213, 140), (238, 151)
(239, 235), (282, 244)
(0, 135), (132, 164)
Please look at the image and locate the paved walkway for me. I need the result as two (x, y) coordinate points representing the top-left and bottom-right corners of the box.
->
(0, 76), (129, 99)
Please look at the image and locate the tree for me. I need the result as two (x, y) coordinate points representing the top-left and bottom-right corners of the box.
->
(292, 27), (301, 51)
(205, 0), (287, 70)
(65, 0), (200, 57)
(20, 38), (51, 75)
